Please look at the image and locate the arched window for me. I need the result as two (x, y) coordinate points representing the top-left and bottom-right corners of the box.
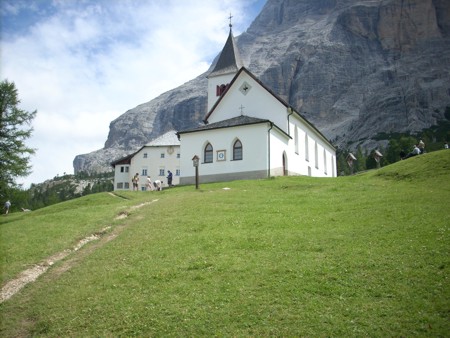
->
(233, 139), (243, 160)
(305, 133), (309, 161)
(294, 127), (299, 154)
(315, 142), (319, 169)
(204, 143), (213, 163)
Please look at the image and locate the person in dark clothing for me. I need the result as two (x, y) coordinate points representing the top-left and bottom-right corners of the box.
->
(167, 170), (173, 187)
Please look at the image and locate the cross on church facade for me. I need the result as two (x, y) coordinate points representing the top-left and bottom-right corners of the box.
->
(239, 104), (245, 115)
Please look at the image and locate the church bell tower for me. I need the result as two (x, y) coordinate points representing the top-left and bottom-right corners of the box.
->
(207, 16), (243, 111)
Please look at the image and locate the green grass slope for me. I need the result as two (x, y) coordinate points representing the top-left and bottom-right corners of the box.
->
(1, 150), (449, 336)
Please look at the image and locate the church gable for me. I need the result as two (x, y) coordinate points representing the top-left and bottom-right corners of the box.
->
(205, 67), (290, 135)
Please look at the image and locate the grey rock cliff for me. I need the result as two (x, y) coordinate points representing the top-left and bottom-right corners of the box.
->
(74, 0), (450, 174)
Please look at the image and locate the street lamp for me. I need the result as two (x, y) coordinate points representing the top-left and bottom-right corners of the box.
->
(192, 155), (199, 189)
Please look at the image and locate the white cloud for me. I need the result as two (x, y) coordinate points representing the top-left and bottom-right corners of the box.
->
(1, 0), (266, 187)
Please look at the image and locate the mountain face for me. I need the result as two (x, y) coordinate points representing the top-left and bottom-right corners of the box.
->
(74, 0), (450, 174)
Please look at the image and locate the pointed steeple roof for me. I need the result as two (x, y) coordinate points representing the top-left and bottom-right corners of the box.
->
(208, 27), (243, 78)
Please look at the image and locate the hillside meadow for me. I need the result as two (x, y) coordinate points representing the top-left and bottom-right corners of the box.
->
(1, 151), (449, 336)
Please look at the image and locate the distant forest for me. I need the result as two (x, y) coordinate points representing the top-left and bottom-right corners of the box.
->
(6, 171), (114, 213)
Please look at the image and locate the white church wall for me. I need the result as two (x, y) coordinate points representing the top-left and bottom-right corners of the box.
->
(207, 73), (236, 111)
(281, 127), (308, 177)
(268, 128), (290, 177)
(179, 123), (270, 184)
(287, 117), (336, 178)
(208, 72), (288, 133)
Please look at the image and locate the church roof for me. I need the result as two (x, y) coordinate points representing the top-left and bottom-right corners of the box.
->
(111, 130), (179, 167)
(111, 153), (133, 166)
(207, 29), (243, 78)
(145, 130), (180, 146)
(178, 115), (287, 137)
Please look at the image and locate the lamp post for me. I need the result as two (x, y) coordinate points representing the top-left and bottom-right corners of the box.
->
(192, 155), (199, 189)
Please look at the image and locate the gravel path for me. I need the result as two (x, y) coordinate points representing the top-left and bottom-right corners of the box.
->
(1, 199), (159, 303)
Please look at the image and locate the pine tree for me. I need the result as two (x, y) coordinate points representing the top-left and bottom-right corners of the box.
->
(355, 146), (366, 172)
(0, 80), (36, 195)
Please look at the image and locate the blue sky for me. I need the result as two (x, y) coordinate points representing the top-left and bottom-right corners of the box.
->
(1, 0), (266, 187)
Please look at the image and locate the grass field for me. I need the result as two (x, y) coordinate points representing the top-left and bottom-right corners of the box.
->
(1, 151), (449, 336)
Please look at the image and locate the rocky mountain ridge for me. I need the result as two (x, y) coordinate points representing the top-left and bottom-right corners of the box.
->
(74, 0), (450, 174)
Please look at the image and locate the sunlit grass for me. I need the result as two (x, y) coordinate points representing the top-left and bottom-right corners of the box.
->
(0, 192), (146, 284)
(1, 151), (449, 336)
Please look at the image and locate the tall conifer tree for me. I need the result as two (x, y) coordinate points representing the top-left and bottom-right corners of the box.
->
(0, 80), (36, 195)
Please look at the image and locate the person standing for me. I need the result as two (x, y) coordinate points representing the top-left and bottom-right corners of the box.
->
(146, 176), (154, 191)
(418, 140), (425, 154)
(4, 200), (11, 215)
(132, 173), (139, 191)
(167, 170), (173, 187)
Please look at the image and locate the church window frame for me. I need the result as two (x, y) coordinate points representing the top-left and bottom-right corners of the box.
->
(305, 134), (309, 161)
(216, 84), (228, 97)
(232, 139), (243, 161)
(315, 142), (319, 169)
(204, 143), (213, 163)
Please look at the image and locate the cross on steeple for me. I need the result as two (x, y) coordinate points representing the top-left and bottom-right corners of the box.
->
(229, 13), (233, 29)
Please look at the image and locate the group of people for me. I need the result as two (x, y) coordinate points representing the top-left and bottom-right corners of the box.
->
(146, 176), (163, 191)
(132, 170), (174, 192)
(3, 200), (31, 215)
(401, 140), (426, 159)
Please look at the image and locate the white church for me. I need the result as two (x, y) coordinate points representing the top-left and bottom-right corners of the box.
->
(177, 27), (336, 185)
(112, 26), (336, 190)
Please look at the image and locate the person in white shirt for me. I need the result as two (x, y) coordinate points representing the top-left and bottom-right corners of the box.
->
(404, 144), (421, 159)
(418, 140), (425, 154)
(153, 180), (163, 191)
(146, 176), (154, 191)
(4, 200), (11, 214)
